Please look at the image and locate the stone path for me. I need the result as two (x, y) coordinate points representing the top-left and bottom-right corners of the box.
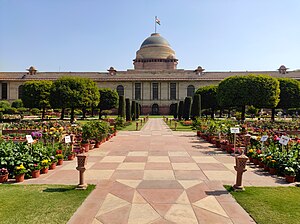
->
(22, 118), (294, 224)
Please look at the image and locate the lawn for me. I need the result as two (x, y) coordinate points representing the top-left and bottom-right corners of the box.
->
(119, 120), (145, 131)
(225, 186), (300, 224)
(0, 184), (95, 224)
(165, 120), (195, 131)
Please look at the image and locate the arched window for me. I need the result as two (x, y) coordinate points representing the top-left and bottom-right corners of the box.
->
(152, 104), (159, 115)
(18, 85), (24, 99)
(187, 85), (195, 97)
(116, 85), (124, 96)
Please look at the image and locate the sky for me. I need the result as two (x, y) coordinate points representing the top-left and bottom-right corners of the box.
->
(0, 0), (300, 72)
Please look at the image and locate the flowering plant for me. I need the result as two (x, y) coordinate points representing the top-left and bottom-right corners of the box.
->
(30, 163), (41, 171)
(268, 160), (277, 168)
(41, 159), (50, 168)
(50, 156), (58, 164)
(0, 168), (8, 175)
(284, 167), (296, 176)
(56, 154), (64, 160)
(14, 164), (27, 175)
(247, 149), (255, 157)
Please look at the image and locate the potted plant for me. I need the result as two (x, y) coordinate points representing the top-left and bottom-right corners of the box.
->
(40, 159), (50, 174)
(268, 159), (277, 175)
(30, 163), (41, 178)
(56, 154), (64, 165)
(0, 168), (9, 183)
(284, 167), (296, 183)
(49, 156), (58, 170)
(14, 164), (27, 182)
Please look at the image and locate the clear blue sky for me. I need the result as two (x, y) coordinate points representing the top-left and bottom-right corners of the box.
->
(1, 0), (299, 72)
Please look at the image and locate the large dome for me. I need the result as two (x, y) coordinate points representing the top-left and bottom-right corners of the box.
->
(140, 33), (171, 48)
(135, 33), (176, 60)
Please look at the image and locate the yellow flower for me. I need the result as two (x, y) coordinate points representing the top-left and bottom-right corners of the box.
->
(49, 132), (53, 135)
(249, 149), (254, 153)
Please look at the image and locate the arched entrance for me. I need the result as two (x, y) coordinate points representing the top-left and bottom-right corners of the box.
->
(152, 104), (159, 115)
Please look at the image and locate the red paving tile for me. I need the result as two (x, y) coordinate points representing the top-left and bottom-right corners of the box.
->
(137, 180), (183, 189)
(138, 189), (184, 204)
(97, 204), (131, 224)
(124, 156), (148, 162)
(90, 162), (120, 170)
(109, 182), (135, 203)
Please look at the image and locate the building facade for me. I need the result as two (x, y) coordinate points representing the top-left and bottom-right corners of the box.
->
(0, 33), (299, 115)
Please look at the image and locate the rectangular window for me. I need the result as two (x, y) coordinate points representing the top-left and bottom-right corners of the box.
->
(1, 83), (7, 100)
(170, 83), (176, 100)
(152, 83), (158, 100)
(135, 83), (141, 100)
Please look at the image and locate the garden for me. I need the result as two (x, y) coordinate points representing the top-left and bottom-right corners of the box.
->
(0, 119), (118, 183)
(192, 118), (300, 183)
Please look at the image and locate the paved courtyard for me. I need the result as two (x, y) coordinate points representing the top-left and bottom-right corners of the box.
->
(23, 118), (293, 224)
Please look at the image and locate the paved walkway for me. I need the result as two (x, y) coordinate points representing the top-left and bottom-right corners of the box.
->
(23, 118), (294, 224)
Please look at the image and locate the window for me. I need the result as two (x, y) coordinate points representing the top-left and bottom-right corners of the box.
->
(18, 85), (24, 99)
(135, 83), (141, 100)
(170, 83), (176, 100)
(152, 83), (158, 100)
(1, 83), (7, 100)
(116, 85), (124, 96)
(187, 85), (195, 97)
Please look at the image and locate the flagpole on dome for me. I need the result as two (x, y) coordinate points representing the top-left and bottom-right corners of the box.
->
(155, 16), (160, 33)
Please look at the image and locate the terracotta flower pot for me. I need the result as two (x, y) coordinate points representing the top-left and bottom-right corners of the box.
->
(41, 167), (49, 174)
(258, 161), (264, 168)
(263, 164), (269, 171)
(81, 143), (89, 152)
(285, 175), (295, 183)
(68, 154), (75, 161)
(249, 157), (254, 163)
(0, 174), (8, 183)
(31, 170), (40, 178)
(253, 158), (259, 165)
(57, 159), (63, 166)
(49, 163), (56, 170)
(15, 173), (25, 182)
(95, 142), (101, 148)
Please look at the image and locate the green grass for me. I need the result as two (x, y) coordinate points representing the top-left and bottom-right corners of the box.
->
(0, 184), (95, 224)
(225, 186), (300, 224)
(165, 121), (195, 131)
(119, 120), (145, 131)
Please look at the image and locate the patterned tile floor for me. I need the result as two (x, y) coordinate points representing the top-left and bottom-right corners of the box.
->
(22, 118), (295, 224)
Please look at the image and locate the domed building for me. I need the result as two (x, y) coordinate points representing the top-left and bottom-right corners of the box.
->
(134, 33), (178, 70)
(0, 33), (299, 115)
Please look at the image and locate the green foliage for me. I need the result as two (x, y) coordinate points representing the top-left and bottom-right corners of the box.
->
(118, 95), (125, 118)
(98, 88), (118, 116)
(277, 78), (300, 109)
(135, 102), (139, 119)
(247, 105), (259, 117)
(0, 100), (11, 112)
(178, 101), (184, 120)
(183, 97), (192, 120)
(21, 81), (52, 119)
(131, 100), (136, 121)
(11, 99), (23, 108)
(217, 75), (280, 120)
(50, 76), (100, 121)
(190, 94), (201, 120)
(81, 120), (110, 142)
(125, 98), (131, 121)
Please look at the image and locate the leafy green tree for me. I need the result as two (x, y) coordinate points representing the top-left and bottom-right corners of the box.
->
(178, 101), (184, 120)
(217, 75), (280, 120)
(0, 100), (11, 112)
(125, 98), (131, 121)
(118, 95), (125, 118)
(135, 102), (139, 119)
(173, 103), (178, 119)
(183, 97), (192, 120)
(190, 94), (201, 120)
(98, 88), (118, 119)
(196, 85), (218, 119)
(22, 81), (52, 120)
(50, 77), (99, 122)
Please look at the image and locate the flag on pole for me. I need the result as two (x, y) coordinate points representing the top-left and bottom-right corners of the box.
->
(155, 17), (161, 25)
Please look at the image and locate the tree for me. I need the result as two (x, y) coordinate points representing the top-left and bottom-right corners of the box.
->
(173, 103), (178, 119)
(190, 94), (201, 120)
(196, 85), (218, 119)
(118, 95), (125, 118)
(178, 101), (184, 120)
(131, 100), (136, 121)
(125, 98), (131, 121)
(135, 102), (139, 119)
(50, 77), (99, 122)
(22, 81), (52, 120)
(217, 75), (280, 120)
(183, 97), (192, 120)
(98, 88), (119, 119)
